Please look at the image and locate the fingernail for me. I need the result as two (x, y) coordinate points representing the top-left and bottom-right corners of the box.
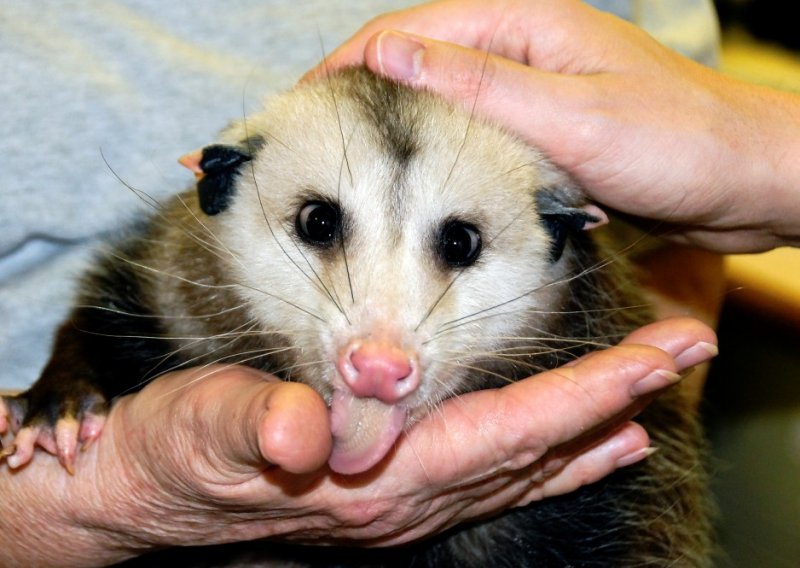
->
(376, 30), (425, 81)
(675, 341), (718, 369)
(630, 369), (683, 397)
(616, 446), (658, 468)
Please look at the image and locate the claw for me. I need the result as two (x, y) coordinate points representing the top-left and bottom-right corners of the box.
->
(55, 417), (80, 475)
(1, 413), (106, 473)
(79, 413), (106, 453)
(5, 426), (39, 470)
(0, 444), (16, 462)
(1, 384), (109, 471)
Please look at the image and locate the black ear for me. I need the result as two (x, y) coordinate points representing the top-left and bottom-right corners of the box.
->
(536, 191), (603, 262)
(196, 145), (252, 215)
(540, 210), (600, 262)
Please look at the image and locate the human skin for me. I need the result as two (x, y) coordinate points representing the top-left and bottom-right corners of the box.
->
(0, 318), (716, 567)
(311, 0), (800, 253)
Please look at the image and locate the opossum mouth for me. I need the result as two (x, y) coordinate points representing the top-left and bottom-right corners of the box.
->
(328, 390), (408, 475)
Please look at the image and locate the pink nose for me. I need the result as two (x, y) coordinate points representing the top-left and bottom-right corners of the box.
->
(339, 341), (420, 403)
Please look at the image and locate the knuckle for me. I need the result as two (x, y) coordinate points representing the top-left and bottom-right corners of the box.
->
(332, 497), (392, 529)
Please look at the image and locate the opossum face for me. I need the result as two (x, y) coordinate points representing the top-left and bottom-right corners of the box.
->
(201, 69), (601, 474)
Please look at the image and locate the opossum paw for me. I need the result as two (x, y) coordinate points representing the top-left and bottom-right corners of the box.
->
(0, 391), (107, 473)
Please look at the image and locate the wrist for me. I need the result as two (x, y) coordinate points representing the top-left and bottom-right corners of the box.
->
(0, 450), (142, 568)
(760, 88), (800, 247)
(16, 397), (195, 566)
(719, 79), (800, 249)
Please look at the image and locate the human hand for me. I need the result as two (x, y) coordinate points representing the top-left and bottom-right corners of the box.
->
(0, 317), (716, 567)
(311, 0), (800, 252)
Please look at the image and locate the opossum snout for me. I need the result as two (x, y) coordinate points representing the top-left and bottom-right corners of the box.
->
(338, 340), (420, 404)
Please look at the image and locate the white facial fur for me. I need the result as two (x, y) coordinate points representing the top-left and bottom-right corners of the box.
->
(211, 71), (575, 420)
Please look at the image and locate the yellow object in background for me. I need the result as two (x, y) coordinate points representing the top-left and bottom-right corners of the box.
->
(720, 28), (800, 326)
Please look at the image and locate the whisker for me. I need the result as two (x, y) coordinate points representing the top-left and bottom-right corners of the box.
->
(139, 320), (262, 384)
(428, 241), (646, 341)
(160, 343), (304, 394)
(336, 128), (356, 307)
(434, 360), (520, 387)
(264, 357), (333, 383)
(431, 302), (649, 342)
(100, 150), (248, 268)
(109, 249), (327, 324)
(241, 120), (349, 322)
(319, 33), (354, 188)
(415, 198), (536, 332)
(438, 37), (495, 195)
(173, 193), (248, 267)
(74, 303), (249, 321)
(147, 345), (304, 403)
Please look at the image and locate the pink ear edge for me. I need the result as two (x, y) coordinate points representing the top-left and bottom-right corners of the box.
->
(178, 149), (205, 180)
(581, 204), (609, 230)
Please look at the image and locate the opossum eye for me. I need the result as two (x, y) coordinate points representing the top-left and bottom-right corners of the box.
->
(439, 220), (482, 268)
(296, 201), (341, 247)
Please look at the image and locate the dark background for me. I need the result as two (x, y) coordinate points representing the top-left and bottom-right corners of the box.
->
(714, 0), (800, 51)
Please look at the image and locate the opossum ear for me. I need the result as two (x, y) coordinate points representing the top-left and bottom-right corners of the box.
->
(575, 204), (609, 231)
(179, 145), (252, 215)
(178, 149), (204, 176)
(537, 193), (609, 262)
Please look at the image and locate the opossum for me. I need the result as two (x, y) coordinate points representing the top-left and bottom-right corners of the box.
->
(0, 67), (711, 566)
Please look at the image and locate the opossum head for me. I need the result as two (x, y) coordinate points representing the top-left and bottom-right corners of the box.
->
(184, 67), (606, 474)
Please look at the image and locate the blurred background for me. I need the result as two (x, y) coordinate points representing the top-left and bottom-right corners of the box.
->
(706, 2), (800, 566)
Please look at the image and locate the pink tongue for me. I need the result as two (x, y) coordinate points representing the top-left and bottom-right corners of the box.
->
(328, 391), (408, 475)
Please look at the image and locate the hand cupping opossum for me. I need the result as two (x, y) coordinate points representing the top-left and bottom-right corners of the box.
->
(1, 67), (712, 566)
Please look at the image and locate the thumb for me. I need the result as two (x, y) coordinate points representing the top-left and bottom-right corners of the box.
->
(124, 366), (332, 476)
(235, 371), (332, 475)
(363, 30), (578, 153)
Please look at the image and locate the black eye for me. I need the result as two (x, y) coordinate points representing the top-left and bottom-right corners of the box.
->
(296, 201), (340, 246)
(439, 220), (482, 267)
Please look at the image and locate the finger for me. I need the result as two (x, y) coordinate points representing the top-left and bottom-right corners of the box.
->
(401, 341), (686, 486)
(207, 368), (331, 475)
(303, 0), (504, 82)
(126, 366), (332, 476)
(618, 317), (718, 369)
(396, 420), (652, 545)
(305, 0), (621, 81)
(526, 421), (652, 503)
(253, 379), (332, 474)
(447, 420), (652, 527)
(359, 30), (594, 170)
